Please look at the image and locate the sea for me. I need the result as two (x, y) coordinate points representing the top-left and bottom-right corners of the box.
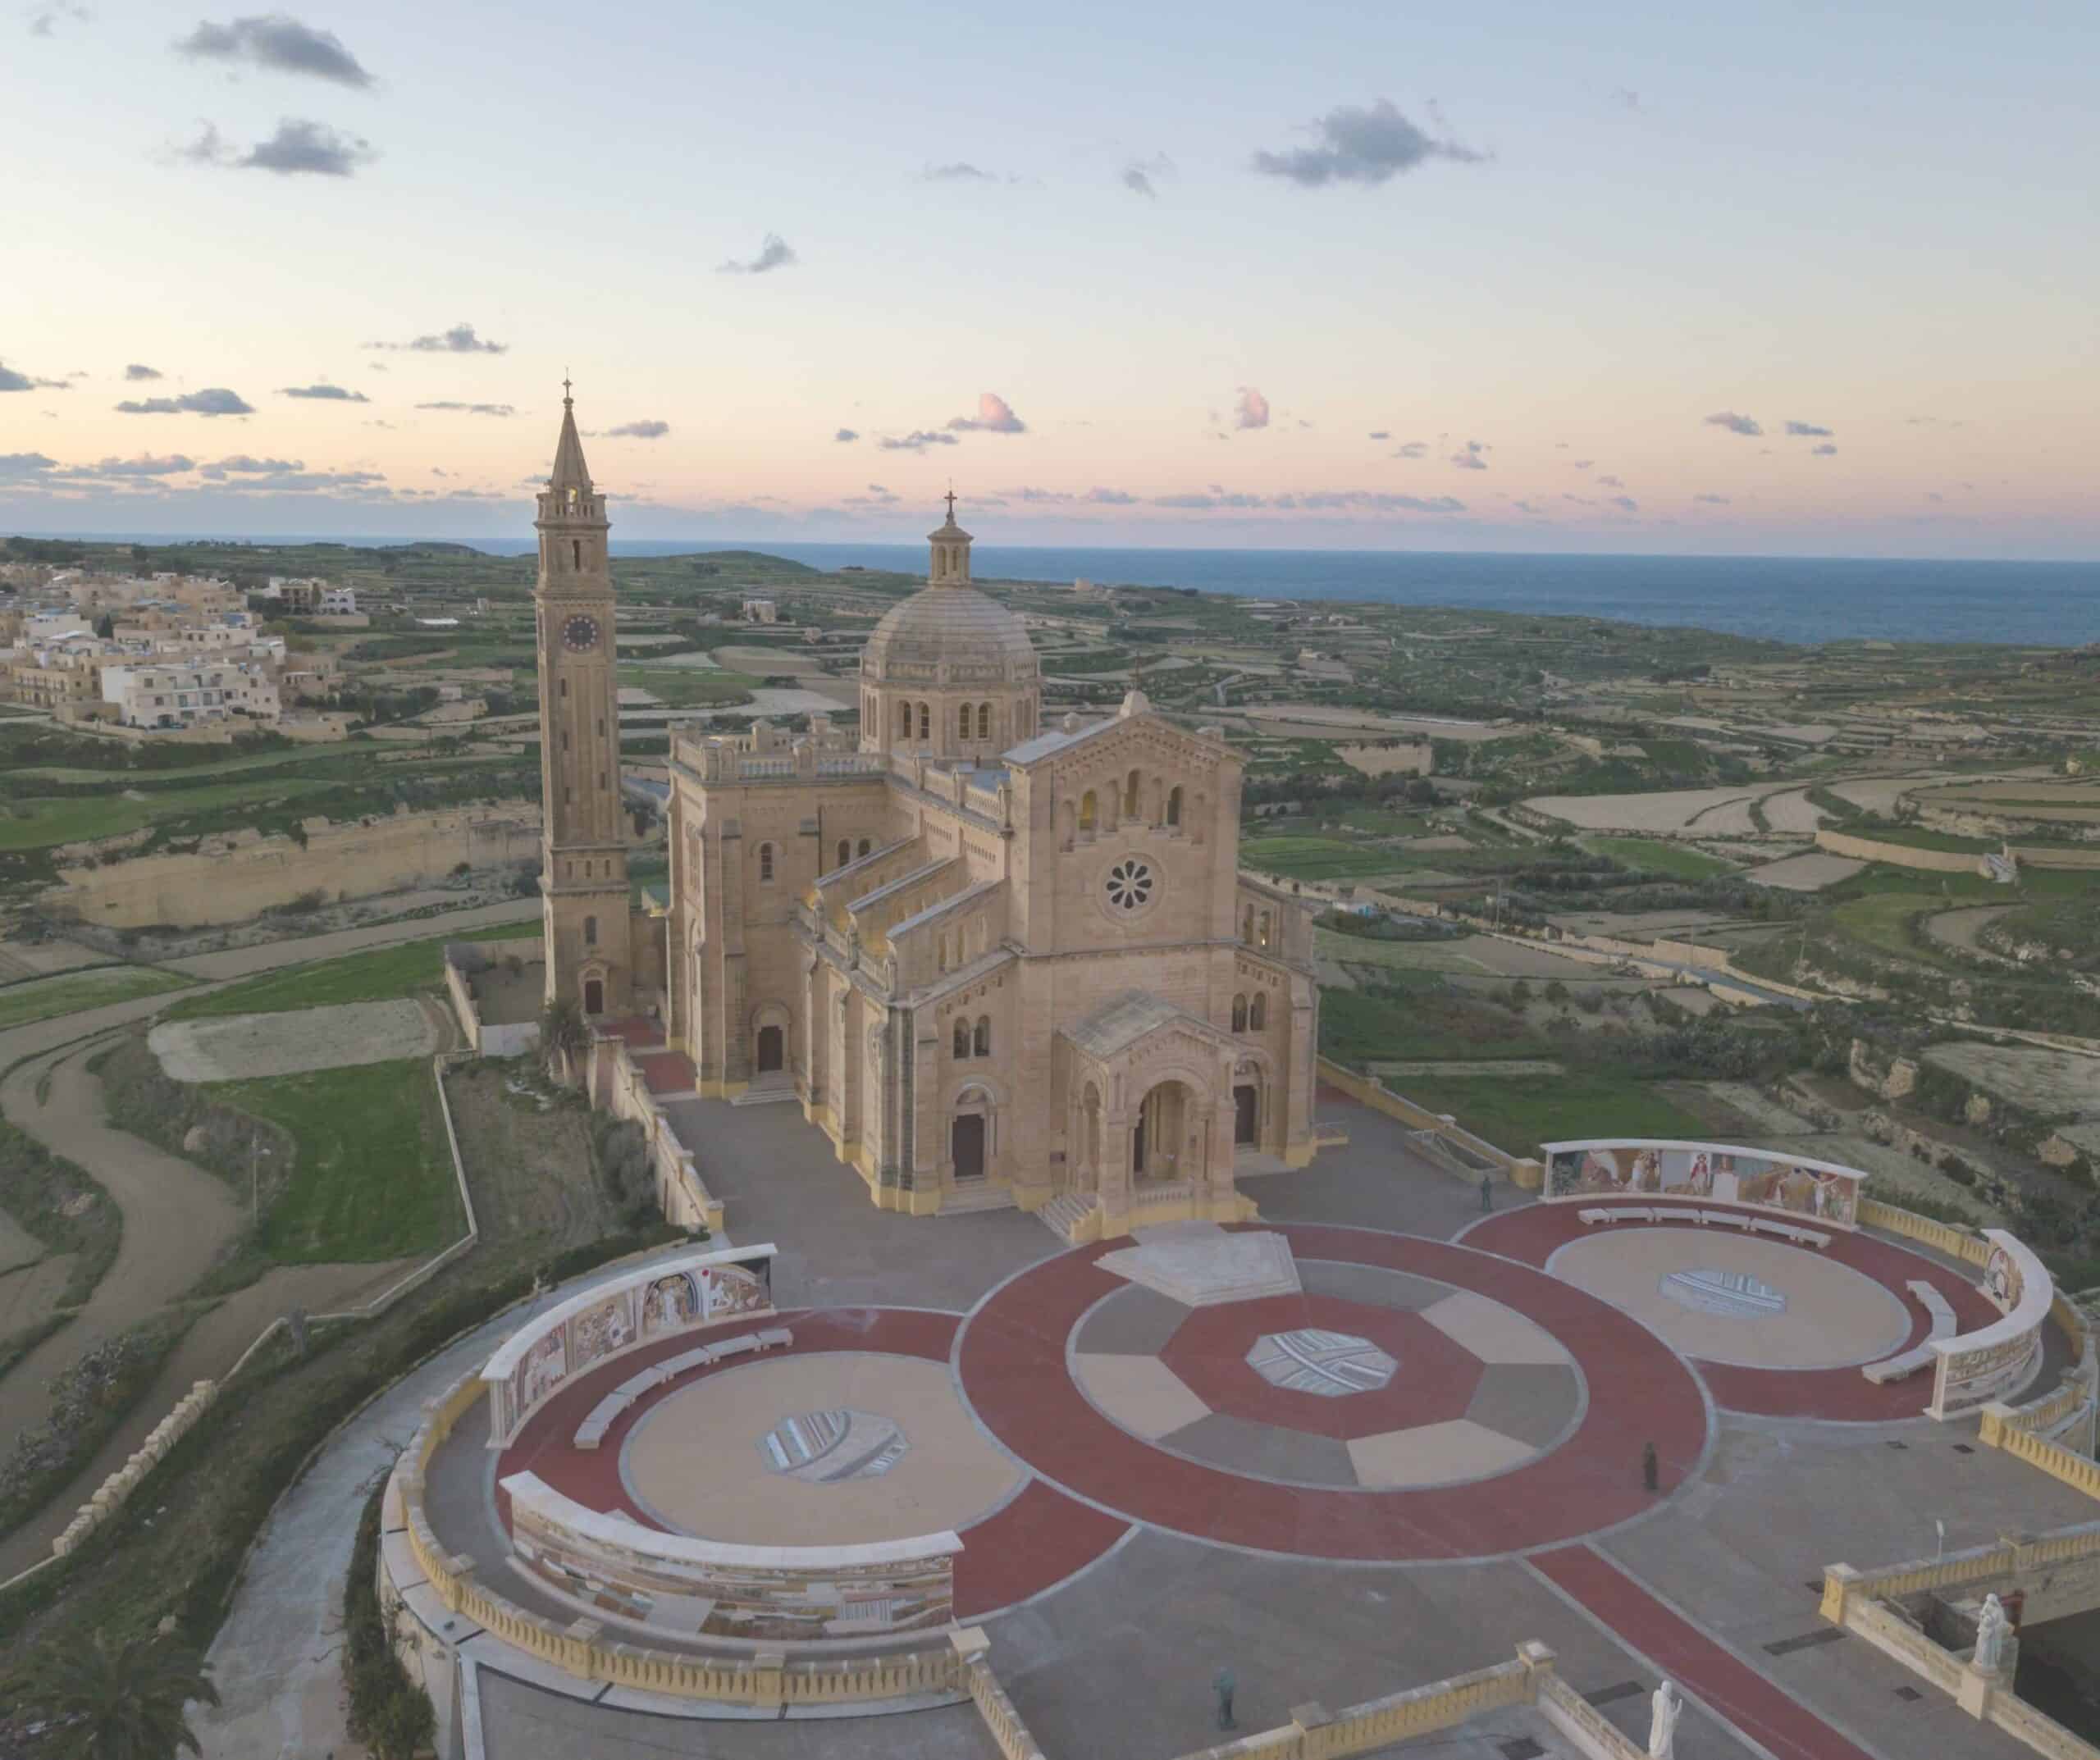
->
(52, 534), (2100, 646)
(690, 545), (2100, 647)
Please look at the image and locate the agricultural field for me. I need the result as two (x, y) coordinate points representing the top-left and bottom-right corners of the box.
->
(1578, 837), (1739, 880)
(162, 919), (539, 1020)
(1239, 834), (1407, 880)
(0, 965), (194, 1031)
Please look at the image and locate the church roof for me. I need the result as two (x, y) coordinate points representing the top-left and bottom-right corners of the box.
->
(861, 583), (1039, 684)
(1065, 989), (1230, 1060)
(549, 390), (592, 491)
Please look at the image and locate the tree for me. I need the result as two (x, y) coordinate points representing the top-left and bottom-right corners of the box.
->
(541, 995), (589, 1080)
(34, 1630), (221, 1759)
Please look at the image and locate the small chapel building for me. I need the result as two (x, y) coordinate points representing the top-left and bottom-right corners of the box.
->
(533, 399), (1322, 1238)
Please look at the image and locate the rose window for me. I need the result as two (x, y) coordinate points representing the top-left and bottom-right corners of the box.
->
(1104, 858), (1155, 912)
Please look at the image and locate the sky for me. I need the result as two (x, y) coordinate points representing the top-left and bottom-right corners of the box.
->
(2, 1), (2097, 559)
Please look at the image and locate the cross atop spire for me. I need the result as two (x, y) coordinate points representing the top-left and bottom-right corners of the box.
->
(943, 485), (957, 520)
(547, 380), (593, 496)
(562, 371), (573, 407)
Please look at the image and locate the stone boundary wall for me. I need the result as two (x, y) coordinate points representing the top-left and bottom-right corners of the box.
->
(1815, 828), (1988, 875)
(1169, 1642), (1637, 1760)
(48, 1379), (218, 1558)
(953, 1627), (1049, 1760)
(1315, 1057), (1544, 1189)
(594, 1036), (723, 1233)
(443, 946), (541, 1059)
(43, 802), (540, 928)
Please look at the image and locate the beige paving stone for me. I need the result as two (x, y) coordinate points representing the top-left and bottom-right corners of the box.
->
(1547, 1230), (1911, 1370)
(623, 1352), (1020, 1546)
(1071, 1352), (1212, 1439)
(1347, 1419), (1537, 1489)
(1418, 1290), (1572, 1365)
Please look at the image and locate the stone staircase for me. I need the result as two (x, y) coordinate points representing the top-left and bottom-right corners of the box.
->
(1039, 1192), (1099, 1245)
(940, 1182), (1019, 1215)
(730, 1074), (798, 1108)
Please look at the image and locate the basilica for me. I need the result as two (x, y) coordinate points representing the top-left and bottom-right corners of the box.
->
(532, 396), (1322, 1235)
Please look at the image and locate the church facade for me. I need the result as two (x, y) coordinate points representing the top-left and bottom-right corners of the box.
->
(535, 404), (1322, 1238)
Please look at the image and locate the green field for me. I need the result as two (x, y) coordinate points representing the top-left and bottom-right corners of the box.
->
(0, 776), (346, 853)
(163, 919), (539, 1020)
(210, 1060), (463, 1261)
(619, 665), (761, 708)
(0, 964), (195, 1031)
(1393, 1069), (1716, 1158)
(1240, 834), (1403, 880)
(1579, 837), (1738, 880)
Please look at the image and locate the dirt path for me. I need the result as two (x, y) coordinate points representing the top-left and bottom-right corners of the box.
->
(0, 1037), (422, 1575)
(0, 1043), (244, 1448)
(0, 901), (523, 1570)
(1923, 904), (2020, 964)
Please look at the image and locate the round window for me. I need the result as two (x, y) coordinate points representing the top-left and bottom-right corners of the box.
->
(1104, 857), (1155, 912)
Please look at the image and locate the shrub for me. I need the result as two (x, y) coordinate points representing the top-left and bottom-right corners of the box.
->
(344, 1480), (436, 1760)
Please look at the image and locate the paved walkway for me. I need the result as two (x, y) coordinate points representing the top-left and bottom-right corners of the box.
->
(162, 1080), (2100, 1760)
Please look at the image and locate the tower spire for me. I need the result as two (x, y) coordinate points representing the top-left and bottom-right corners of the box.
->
(549, 378), (591, 492)
(927, 490), (972, 586)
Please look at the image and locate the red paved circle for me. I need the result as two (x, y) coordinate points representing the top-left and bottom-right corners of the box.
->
(1157, 1294), (1485, 1441)
(492, 1306), (1130, 1618)
(1460, 1201), (2008, 1420)
(957, 1224), (1710, 1561)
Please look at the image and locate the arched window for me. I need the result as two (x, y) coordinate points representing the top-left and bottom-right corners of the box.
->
(837, 838), (851, 869)
(953, 1018), (970, 1060)
(584, 914), (599, 946)
(974, 1015), (991, 1056)
(857, 837), (871, 857)
(1125, 768), (1141, 818)
(959, 702), (973, 741)
(897, 700), (910, 738)
(1231, 993), (1249, 1033)
(1258, 910), (1271, 948)
(919, 702), (930, 741)
(1080, 790), (1098, 832)
(1249, 992), (1267, 1030)
(1166, 786), (1182, 828)
(1242, 905), (1255, 942)
(572, 539), (581, 570)
(559, 678), (567, 699)
(759, 843), (774, 882)
(978, 702), (992, 740)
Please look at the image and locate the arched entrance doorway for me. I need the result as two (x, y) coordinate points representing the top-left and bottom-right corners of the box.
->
(755, 1024), (784, 1074)
(952, 1113), (986, 1180)
(582, 977), (605, 1016)
(1234, 1083), (1258, 1147)
(1132, 1079), (1198, 1184)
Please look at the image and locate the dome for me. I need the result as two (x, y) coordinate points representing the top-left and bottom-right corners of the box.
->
(861, 584), (1040, 686)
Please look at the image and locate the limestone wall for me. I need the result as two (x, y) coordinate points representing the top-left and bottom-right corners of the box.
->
(1815, 828), (1987, 875)
(44, 802), (540, 928)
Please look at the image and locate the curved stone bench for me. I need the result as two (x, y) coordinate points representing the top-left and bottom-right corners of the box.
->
(573, 1328), (797, 1449)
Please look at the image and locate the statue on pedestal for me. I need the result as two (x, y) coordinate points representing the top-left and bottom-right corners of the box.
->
(1974, 1594), (2011, 1672)
(1648, 1679), (1682, 1759)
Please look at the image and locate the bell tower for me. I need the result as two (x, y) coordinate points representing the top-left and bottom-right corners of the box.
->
(534, 381), (630, 1017)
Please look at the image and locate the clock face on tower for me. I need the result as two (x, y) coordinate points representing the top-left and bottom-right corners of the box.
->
(561, 614), (600, 654)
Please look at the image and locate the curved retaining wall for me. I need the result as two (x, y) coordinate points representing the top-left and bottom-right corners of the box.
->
(1814, 828), (1987, 875)
(503, 1471), (961, 1643)
(1928, 1229), (2052, 1419)
(1544, 1138), (1865, 1229)
(480, 1243), (778, 1446)
(386, 1371), (971, 1708)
